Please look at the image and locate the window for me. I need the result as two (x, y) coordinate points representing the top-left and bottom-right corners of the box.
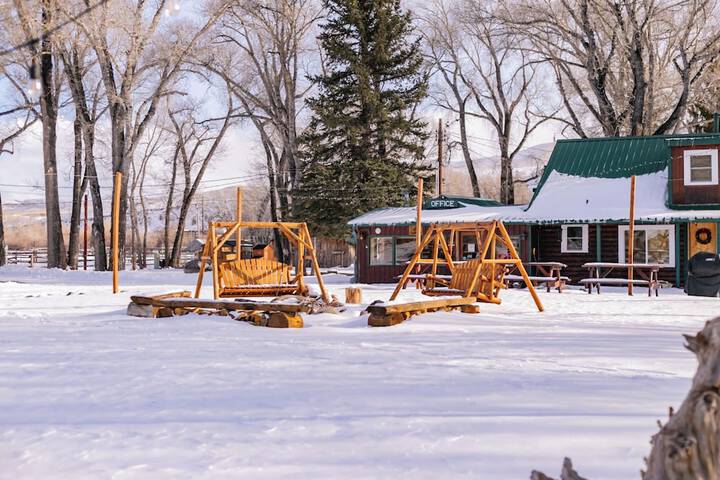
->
(369, 237), (418, 266)
(561, 224), (588, 253)
(369, 237), (393, 265)
(461, 233), (477, 260)
(684, 149), (719, 186)
(496, 235), (522, 259)
(394, 238), (417, 265)
(618, 225), (675, 267)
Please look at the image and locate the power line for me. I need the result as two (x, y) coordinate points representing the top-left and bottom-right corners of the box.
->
(0, 0), (111, 57)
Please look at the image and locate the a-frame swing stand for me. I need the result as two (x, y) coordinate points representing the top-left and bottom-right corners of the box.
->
(368, 221), (543, 327)
(194, 221), (330, 303)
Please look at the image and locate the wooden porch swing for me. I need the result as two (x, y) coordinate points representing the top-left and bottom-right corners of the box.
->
(194, 220), (330, 303)
(389, 220), (544, 312)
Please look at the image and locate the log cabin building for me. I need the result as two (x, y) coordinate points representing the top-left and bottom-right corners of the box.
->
(349, 132), (720, 287)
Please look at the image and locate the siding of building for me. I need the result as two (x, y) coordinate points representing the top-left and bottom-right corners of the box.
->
(670, 145), (720, 205)
(533, 223), (686, 286)
(356, 224), (529, 284)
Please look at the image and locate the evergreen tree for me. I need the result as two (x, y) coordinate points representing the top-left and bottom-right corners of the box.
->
(296, 0), (430, 238)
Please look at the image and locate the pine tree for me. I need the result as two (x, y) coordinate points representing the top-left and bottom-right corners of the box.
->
(296, 0), (430, 238)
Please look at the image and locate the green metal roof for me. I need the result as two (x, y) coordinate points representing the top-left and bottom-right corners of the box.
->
(443, 196), (502, 207)
(528, 133), (720, 208)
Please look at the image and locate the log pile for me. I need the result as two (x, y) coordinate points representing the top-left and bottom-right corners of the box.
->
(126, 291), (315, 328)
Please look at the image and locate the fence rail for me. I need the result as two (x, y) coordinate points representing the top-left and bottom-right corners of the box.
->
(4, 248), (195, 269)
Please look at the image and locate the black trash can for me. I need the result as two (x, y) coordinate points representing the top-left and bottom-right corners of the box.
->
(686, 252), (720, 297)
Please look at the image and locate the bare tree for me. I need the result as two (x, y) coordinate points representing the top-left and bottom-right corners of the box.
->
(204, 0), (321, 258)
(498, 0), (720, 137)
(0, 104), (38, 267)
(165, 87), (234, 267)
(424, 0), (554, 204)
(13, 0), (67, 268)
(422, 0), (481, 197)
(64, 0), (230, 270)
(129, 114), (169, 269)
(59, 34), (109, 270)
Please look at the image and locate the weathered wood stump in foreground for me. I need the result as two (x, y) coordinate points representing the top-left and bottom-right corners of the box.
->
(532, 317), (720, 480)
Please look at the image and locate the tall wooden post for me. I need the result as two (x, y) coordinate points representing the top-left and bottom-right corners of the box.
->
(236, 187), (242, 259)
(437, 119), (444, 196)
(416, 178), (423, 246)
(628, 175), (636, 296)
(83, 194), (88, 271)
(112, 172), (122, 293)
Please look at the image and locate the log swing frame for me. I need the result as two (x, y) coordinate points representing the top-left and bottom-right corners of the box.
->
(389, 220), (544, 312)
(194, 220), (330, 303)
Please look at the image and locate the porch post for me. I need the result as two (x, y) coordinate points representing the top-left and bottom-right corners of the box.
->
(526, 226), (532, 263)
(675, 223), (682, 288)
(595, 224), (602, 262)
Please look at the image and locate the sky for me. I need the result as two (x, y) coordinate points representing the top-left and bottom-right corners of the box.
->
(0, 110), (560, 206)
(0, 0), (562, 207)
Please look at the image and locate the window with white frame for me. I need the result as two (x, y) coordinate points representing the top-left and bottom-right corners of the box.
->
(618, 225), (675, 267)
(561, 224), (588, 253)
(683, 149), (719, 186)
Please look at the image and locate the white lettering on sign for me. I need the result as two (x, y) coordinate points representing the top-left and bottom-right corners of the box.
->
(429, 200), (457, 208)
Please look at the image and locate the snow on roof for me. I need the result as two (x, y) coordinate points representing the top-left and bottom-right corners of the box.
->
(348, 169), (720, 227)
(348, 202), (527, 226)
(524, 169), (720, 223)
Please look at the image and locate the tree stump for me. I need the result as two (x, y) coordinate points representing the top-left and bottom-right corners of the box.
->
(345, 287), (362, 304)
(532, 317), (720, 480)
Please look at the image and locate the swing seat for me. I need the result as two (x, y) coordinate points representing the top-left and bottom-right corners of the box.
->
(423, 258), (506, 303)
(218, 258), (305, 298)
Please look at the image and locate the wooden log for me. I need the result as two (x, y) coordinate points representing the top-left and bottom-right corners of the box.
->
(156, 307), (175, 318)
(267, 312), (303, 328)
(128, 295), (312, 314)
(366, 297), (475, 316)
(345, 287), (362, 304)
(248, 312), (267, 326)
(368, 312), (405, 327)
(127, 302), (155, 318)
(460, 304), (481, 314)
(129, 291), (192, 305)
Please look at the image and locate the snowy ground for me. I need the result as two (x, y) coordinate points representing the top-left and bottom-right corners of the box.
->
(0, 265), (716, 479)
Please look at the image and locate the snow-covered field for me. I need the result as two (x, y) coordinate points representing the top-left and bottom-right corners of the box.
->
(0, 265), (715, 479)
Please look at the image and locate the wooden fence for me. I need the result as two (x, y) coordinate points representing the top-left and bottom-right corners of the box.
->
(4, 248), (195, 269)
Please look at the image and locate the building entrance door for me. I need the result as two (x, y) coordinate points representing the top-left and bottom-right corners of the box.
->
(689, 222), (717, 258)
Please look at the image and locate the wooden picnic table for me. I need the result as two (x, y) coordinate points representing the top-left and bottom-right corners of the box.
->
(505, 261), (569, 293)
(580, 262), (661, 296)
(397, 259), (467, 289)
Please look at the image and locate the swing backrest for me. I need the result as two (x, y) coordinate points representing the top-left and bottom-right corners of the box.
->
(449, 258), (505, 296)
(219, 258), (292, 288)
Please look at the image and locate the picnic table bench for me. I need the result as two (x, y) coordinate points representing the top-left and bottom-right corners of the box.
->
(504, 261), (569, 292)
(580, 262), (661, 296)
(396, 273), (453, 289)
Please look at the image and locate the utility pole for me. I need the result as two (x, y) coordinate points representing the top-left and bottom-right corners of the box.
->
(437, 118), (443, 196)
